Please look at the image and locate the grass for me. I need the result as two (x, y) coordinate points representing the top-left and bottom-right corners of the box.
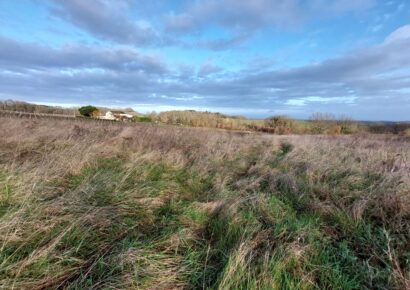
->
(0, 171), (14, 218)
(0, 117), (409, 289)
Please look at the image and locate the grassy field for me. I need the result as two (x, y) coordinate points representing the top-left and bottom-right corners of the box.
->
(0, 117), (409, 289)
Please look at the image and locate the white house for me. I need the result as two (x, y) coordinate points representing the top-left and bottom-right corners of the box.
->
(98, 111), (134, 121)
(99, 111), (116, 120)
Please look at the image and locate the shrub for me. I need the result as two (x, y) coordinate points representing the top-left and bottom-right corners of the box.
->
(338, 116), (359, 134)
(328, 125), (342, 135)
(133, 116), (153, 123)
(280, 141), (294, 154)
(310, 113), (360, 135)
(310, 112), (335, 134)
(265, 116), (295, 134)
(79, 105), (98, 117)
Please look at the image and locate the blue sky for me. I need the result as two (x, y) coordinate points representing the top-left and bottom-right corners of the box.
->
(0, 0), (409, 120)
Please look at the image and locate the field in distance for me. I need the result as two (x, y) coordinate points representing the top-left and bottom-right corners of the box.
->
(2, 100), (410, 136)
(0, 116), (409, 289)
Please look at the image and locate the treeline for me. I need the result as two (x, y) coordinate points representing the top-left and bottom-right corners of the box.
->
(0, 100), (77, 116)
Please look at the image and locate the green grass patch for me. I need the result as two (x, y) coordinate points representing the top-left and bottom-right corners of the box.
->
(0, 171), (14, 218)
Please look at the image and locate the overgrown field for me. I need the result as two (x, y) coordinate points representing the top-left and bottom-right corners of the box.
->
(0, 117), (409, 289)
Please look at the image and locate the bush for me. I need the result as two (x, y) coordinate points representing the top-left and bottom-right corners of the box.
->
(309, 113), (360, 135)
(79, 105), (98, 117)
(338, 116), (359, 134)
(133, 116), (153, 123)
(310, 112), (335, 134)
(328, 125), (342, 135)
(280, 141), (294, 154)
(265, 116), (295, 134)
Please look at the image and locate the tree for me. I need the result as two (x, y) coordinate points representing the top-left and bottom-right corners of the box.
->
(79, 105), (98, 117)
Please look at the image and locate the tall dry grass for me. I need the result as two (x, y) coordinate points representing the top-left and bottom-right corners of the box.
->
(0, 117), (409, 289)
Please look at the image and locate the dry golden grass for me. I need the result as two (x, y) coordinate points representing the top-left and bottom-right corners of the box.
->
(0, 117), (409, 289)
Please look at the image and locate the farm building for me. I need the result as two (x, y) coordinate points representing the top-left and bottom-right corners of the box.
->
(99, 111), (134, 121)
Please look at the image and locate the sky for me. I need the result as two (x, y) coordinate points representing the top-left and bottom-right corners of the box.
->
(0, 0), (409, 120)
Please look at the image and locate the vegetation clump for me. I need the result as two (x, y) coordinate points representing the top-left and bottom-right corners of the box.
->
(78, 105), (99, 117)
(265, 116), (296, 134)
(133, 116), (153, 123)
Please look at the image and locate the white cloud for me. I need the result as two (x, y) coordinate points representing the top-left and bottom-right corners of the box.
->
(385, 24), (410, 43)
(167, 0), (373, 33)
(49, 0), (159, 45)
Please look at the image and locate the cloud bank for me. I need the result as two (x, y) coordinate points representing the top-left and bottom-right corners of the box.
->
(0, 0), (408, 120)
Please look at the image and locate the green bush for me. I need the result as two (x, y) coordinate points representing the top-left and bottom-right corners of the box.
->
(78, 105), (98, 117)
(280, 142), (294, 154)
(133, 116), (153, 123)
